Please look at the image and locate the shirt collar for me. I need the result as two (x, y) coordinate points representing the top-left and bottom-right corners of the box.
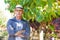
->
(13, 17), (23, 22)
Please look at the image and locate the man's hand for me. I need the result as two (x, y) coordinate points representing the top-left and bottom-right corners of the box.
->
(15, 30), (25, 37)
(18, 34), (25, 37)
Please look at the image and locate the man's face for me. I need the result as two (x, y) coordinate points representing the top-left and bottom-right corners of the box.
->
(14, 8), (23, 17)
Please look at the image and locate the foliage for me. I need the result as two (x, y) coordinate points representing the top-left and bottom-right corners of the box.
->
(48, 25), (55, 31)
(0, 11), (6, 26)
(4, 0), (60, 38)
(5, 0), (59, 22)
(0, 31), (8, 40)
(5, 0), (60, 32)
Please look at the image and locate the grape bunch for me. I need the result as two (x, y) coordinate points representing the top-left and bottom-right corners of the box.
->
(29, 19), (40, 30)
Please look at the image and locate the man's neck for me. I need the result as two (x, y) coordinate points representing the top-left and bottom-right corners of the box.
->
(16, 16), (22, 20)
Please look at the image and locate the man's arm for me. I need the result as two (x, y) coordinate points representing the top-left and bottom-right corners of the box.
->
(15, 30), (25, 37)
(7, 20), (15, 36)
(7, 20), (25, 37)
(24, 22), (30, 38)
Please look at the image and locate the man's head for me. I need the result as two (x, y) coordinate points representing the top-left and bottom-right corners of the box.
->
(14, 5), (23, 17)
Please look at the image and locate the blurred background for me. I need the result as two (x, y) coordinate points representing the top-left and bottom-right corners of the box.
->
(0, 0), (60, 40)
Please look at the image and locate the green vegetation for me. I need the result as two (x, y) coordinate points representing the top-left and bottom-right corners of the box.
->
(3, 0), (60, 39)
(4, 0), (60, 22)
(4, 0), (60, 30)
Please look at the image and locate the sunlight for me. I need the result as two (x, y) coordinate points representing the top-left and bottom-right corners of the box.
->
(0, 0), (5, 11)
(0, 0), (12, 24)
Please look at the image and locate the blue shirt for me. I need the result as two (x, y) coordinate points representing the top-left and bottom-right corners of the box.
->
(7, 17), (30, 40)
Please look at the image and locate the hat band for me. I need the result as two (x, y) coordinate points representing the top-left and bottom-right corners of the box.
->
(16, 7), (23, 9)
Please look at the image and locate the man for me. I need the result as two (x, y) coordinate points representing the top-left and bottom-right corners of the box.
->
(7, 5), (30, 40)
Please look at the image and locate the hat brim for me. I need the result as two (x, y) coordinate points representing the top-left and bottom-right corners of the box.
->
(15, 7), (23, 10)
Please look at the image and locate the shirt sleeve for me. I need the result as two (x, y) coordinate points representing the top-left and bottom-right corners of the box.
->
(7, 20), (15, 36)
(25, 22), (30, 38)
